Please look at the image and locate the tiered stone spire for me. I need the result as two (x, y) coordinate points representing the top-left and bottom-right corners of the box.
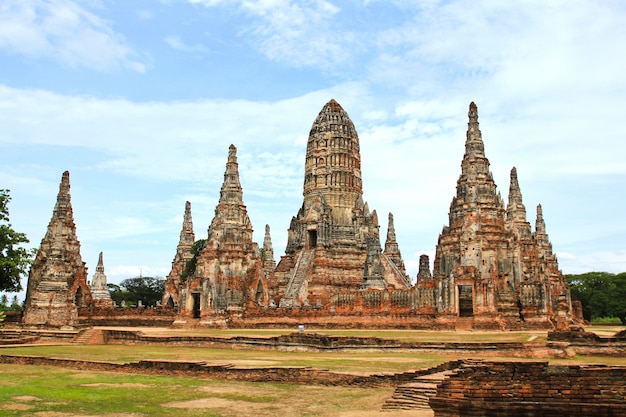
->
(456, 102), (501, 208)
(90, 252), (113, 307)
(206, 144), (253, 248)
(303, 98), (363, 224)
(506, 167), (531, 239)
(432, 102), (574, 328)
(416, 254), (432, 282)
(23, 171), (92, 326)
(163, 201), (195, 308)
(183, 145), (264, 315)
(383, 213), (406, 275)
(435, 102), (505, 277)
(535, 204), (547, 237)
(263, 224), (276, 270)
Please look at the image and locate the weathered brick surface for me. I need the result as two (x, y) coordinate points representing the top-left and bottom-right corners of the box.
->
(101, 330), (572, 358)
(430, 361), (626, 417)
(23, 171), (92, 326)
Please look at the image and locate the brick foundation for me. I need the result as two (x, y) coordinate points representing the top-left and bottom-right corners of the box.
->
(430, 361), (626, 417)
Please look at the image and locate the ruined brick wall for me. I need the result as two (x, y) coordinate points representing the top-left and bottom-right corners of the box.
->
(77, 307), (175, 327)
(430, 361), (626, 417)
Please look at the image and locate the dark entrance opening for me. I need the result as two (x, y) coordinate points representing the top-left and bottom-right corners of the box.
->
(458, 285), (474, 317)
(74, 287), (84, 307)
(307, 230), (317, 248)
(192, 292), (201, 318)
(165, 295), (175, 309)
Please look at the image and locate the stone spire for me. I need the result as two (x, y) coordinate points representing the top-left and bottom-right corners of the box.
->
(416, 254), (432, 282)
(163, 201), (196, 308)
(188, 144), (262, 314)
(303, 98), (363, 224)
(457, 102), (498, 202)
(263, 224), (276, 270)
(383, 212), (406, 275)
(464, 101), (485, 160)
(535, 204), (546, 235)
(206, 144), (253, 248)
(91, 252), (107, 289)
(23, 171), (92, 326)
(180, 201), (195, 247)
(506, 167), (531, 239)
(362, 216), (385, 289)
(90, 252), (113, 306)
(506, 167), (525, 219)
(441, 102), (503, 237)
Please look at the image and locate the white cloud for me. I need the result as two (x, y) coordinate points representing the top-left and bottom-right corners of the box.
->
(186, 0), (353, 69)
(164, 35), (209, 53)
(0, 0), (146, 72)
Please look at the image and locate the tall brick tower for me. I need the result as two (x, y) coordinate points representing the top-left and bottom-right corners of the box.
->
(23, 171), (92, 326)
(162, 201), (195, 309)
(273, 99), (410, 308)
(178, 145), (266, 318)
(433, 102), (574, 329)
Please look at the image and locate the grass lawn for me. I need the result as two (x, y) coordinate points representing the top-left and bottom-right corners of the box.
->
(0, 364), (405, 417)
(0, 326), (624, 416)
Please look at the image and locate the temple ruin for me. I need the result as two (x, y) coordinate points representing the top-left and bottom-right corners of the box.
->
(22, 171), (93, 326)
(23, 101), (577, 330)
(89, 252), (114, 308)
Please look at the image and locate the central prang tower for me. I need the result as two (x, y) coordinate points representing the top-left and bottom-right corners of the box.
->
(302, 99), (363, 226)
(274, 99), (411, 308)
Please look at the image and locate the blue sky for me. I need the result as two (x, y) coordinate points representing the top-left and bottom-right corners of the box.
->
(1, 0), (625, 295)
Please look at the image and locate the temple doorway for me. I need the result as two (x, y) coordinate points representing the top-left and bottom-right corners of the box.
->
(192, 292), (201, 318)
(458, 285), (474, 317)
(307, 230), (317, 249)
(74, 287), (84, 307)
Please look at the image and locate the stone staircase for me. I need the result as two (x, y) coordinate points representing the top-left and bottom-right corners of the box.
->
(279, 251), (312, 307)
(497, 290), (523, 326)
(382, 370), (457, 411)
(455, 316), (474, 331)
(72, 327), (104, 345)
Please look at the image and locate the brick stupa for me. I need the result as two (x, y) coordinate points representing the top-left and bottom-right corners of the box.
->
(432, 102), (572, 328)
(23, 171), (92, 326)
(176, 145), (266, 319)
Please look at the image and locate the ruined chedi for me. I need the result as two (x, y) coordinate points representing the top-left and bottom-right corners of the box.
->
(272, 99), (411, 309)
(432, 102), (572, 328)
(23, 171), (93, 326)
(89, 251), (114, 308)
(162, 201), (195, 309)
(169, 145), (268, 319)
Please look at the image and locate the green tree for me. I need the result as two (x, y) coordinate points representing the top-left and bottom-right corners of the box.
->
(181, 239), (206, 281)
(108, 277), (165, 307)
(567, 272), (626, 324)
(0, 189), (33, 292)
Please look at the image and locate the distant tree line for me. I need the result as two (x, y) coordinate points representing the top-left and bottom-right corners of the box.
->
(566, 272), (626, 324)
(107, 276), (165, 307)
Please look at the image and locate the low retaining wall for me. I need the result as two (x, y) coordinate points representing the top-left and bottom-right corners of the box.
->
(430, 361), (626, 417)
(0, 354), (463, 388)
(548, 329), (626, 355)
(102, 330), (573, 358)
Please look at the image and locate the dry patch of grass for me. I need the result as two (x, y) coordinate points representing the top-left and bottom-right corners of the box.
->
(0, 364), (400, 416)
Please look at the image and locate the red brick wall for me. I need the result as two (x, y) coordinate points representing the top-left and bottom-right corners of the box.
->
(430, 361), (626, 417)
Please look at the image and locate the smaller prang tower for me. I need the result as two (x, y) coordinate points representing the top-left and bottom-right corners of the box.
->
(89, 252), (113, 307)
(273, 99), (411, 308)
(178, 145), (267, 319)
(432, 102), (574, 329)
(23, 171), (92, 326)
(162, 201), (195, 309)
